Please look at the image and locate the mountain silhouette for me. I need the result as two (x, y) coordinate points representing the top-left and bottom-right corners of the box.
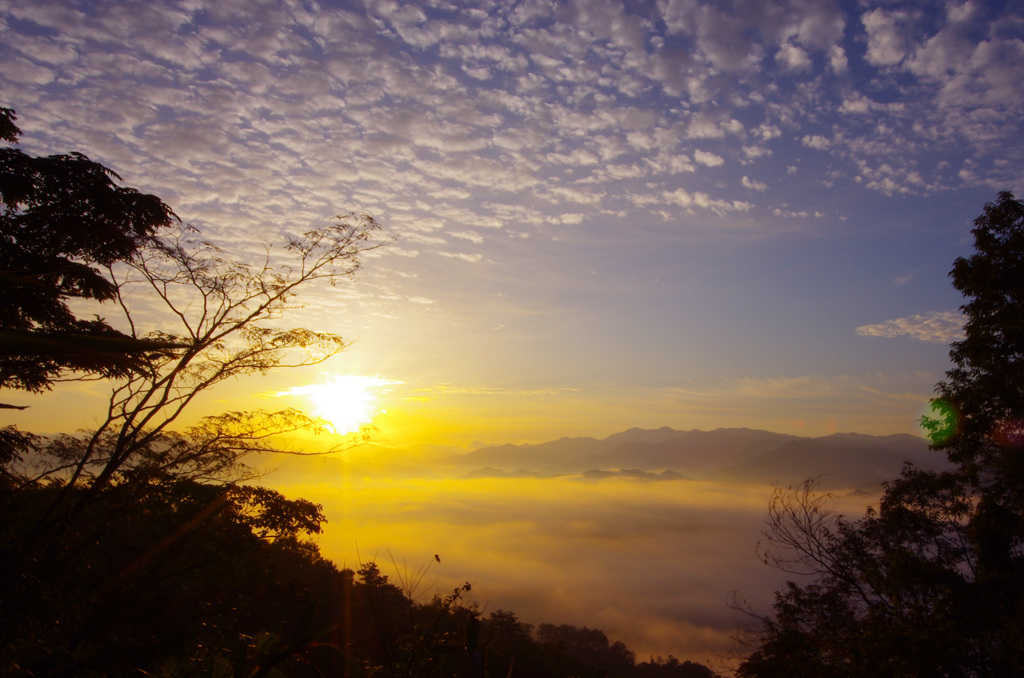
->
(714, 439), (925, 489)
(454, 427), (951, 489)
(455, 435), (605, 470)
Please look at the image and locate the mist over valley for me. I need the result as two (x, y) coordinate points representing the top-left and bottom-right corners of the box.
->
(265, 426), (947, 665)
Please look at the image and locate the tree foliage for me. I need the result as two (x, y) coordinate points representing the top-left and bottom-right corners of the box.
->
(941, 191), (1024, 475)
(738, 193), (1024, 677)
(0, 111), (386, 675)
(3, 181), (388, 542)
(1, 470), (334, 676)
(0, 107), (182, 392)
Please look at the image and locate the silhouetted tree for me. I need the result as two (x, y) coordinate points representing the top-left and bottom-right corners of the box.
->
(7, 194), (387, 541)
(738, 193), (1024, 677)
(0, 471), (337, 676)
(634, 655), (719, 678)
(926, 193), (1024, 651)
(931, 191), (1024, 475)
(0, 107), (182, 394)
(0, 110), (387, 676)
(536, 623), (636, 677)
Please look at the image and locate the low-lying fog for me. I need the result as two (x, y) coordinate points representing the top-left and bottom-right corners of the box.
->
(268, 467), (876, 667)
(262, 428), (946, 667)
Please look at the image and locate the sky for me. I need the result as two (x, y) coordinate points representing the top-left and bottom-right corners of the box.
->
(5, 0), (1024, 667)
(4, 0), (1024, 448)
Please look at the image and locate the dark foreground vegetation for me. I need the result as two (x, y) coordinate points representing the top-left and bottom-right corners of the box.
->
(737, 192), (1024, 677)
(0, 108), (720, 676)
(1, 471), (718, 677)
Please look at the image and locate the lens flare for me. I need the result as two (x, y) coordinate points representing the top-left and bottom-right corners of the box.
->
(995, 418), (1024, 449)
(921, 398), (957, 445)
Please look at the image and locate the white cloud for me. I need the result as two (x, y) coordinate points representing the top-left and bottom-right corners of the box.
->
(439, 252), (484, 263)
(828, 44), (848, 73)
(663, 188), (693, 208)
(743, 145), (771, 159)
(854, 160), (939, 197)
(379, 247), (421, 258)
(892, 271), (916, 287)
(647, 155), (697, 174)
(839, 95), (872, 114)
(772, 206), (822, 218)
(742, 176), (767, 191)
(450, 230), (484, 244)
(931, 37), (1024, 109)
(905, 24), (974, 83)
(402, 233), (448, 246)
(776, 42), (811, 71)
(862, 8), (914, 66)
(463, 65), (493, 80)
(542, 186), (605, 206)
(801, 134), (831, 150)
(721, 118), (744, 135)
(855, 312), (965, 344)
(692, 192), (752, 215)
(3, 0), (1021, 376)
(684, 112), (744, 141)
(694, 150), (724, 167)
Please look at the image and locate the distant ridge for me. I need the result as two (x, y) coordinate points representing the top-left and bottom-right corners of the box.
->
(455, 436), (604, 470)
(451, 427), (951, 490)
(714, 439), (919, 488)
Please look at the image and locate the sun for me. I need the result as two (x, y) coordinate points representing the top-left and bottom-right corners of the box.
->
(280, 375), (398, 434)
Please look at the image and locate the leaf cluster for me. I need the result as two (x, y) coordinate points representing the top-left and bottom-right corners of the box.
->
(0, 107), (180, 391)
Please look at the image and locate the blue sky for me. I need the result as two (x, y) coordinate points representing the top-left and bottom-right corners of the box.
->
(3, 0), (1023, 445)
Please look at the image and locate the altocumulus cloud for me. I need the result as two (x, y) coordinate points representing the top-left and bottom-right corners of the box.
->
(856, 311), (965, 343)
(3, 0), (1021, 273)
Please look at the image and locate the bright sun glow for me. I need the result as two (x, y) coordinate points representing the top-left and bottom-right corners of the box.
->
(279, 375), (401, 434)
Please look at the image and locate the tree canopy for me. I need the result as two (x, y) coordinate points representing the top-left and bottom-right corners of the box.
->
(0, 111), (386, 675)
(738, 192), (1024, 677)
(0, 108), (187, 393)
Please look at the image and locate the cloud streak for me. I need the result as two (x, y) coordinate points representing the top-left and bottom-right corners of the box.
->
(856, 311), (965, 343)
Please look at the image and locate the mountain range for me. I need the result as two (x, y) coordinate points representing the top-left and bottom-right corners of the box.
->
(448, 427), (952, 490)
